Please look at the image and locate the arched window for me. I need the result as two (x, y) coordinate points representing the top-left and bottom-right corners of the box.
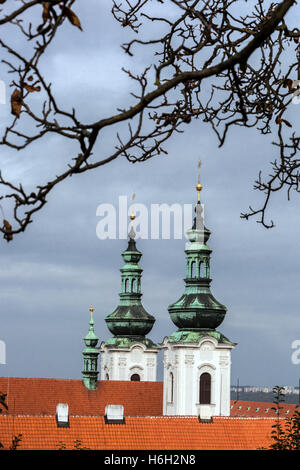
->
(198, 261), (202, 278)
(125, 278), (129, 292)
(199, 372), (211, 404)
(190, 261), (195, 278)
(203, 259), (207, 277)
(130, 373), (140, 382)
(132, 278), (136, 292)
(167, 372), (174, 403)
(206, 260), (210, 278)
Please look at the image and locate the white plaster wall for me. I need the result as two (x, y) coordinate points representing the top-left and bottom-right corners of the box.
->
(162, 337), (233, 416)
(100, 343), (158, 382)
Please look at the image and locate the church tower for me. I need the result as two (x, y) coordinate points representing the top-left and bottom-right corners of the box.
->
(82, 306), (99, 390)
(100, 196), (159, 382)
(162, 164), (236, 417)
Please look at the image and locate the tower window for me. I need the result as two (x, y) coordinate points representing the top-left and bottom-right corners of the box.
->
(198, 261), (202, 277)
(125, 279), (129, 292)
(190, 261), (195, 278)
(132, 278), (136, 292)
(130, 373), (140, 382)
(199, 372), (211, 404)
(168, 372), (174, 403)
(203, 259), (208, 278)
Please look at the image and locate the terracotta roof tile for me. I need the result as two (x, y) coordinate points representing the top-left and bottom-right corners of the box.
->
(230, 400), (298, 417)
(0, 377), (163, 417)
(0, 416), (280, 450)
(1, 377), (297, 420)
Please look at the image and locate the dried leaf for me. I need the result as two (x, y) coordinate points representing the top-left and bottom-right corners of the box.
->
(282, 119), (292, 128)
(3, 219), (13, 242)
(27, 76), (34, 82)
(11, 89), (23, 118)
(276, 115), (292, 127)
(24, 83), (41, 93)
(62, 6), (83, 31)
(42, 2), (50, 24)
(282, 78), (294, 92)
(282, 78), (291, 87)
(3, 220), (11, 230)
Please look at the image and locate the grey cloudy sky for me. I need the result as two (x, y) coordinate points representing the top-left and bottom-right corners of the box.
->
(0, 1), (299, 387)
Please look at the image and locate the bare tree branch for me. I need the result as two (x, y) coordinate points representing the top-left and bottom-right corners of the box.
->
(0, 0), (299, 240)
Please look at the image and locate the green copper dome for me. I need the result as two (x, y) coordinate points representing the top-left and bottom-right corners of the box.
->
(84, 315), (99, 348)
(105, 231), (156, 339)
(168, 202), (227, 330)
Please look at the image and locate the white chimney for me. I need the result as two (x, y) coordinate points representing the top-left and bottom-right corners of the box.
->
(198, 404), (213, 422)
(105, 404), (125, 424)
(56, 403), (69, 427)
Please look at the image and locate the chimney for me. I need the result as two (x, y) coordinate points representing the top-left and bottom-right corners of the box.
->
(197, 404), (213, 423)
(56, 403), (69, 428)
(105, 404), (125, 424)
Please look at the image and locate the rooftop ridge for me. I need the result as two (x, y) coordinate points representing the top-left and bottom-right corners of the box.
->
(0, 414), (285, 420)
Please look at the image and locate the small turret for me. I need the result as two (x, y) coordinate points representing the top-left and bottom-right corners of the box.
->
(82, 306), (99, 390)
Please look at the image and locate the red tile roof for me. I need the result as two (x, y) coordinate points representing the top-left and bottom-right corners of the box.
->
(0, 415), (280, 450)
(230, 400), (298, 417)
(0, 377), (295, 450)
(0, 378), (298, 419)
(0, 377), (163, 417)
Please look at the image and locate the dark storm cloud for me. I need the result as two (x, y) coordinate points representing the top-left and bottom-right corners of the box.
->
(0, 2), (299, 386)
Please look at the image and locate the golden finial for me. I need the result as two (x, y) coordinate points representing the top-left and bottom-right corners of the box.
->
(196, 160), (203, 201)
(130, 192), (136, 226)
(89, 305), (94, 318)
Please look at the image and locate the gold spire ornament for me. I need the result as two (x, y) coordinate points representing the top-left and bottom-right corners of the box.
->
(89, 305), (94, 318)
(130, 192), (136, 227)
(196, 160), (203, 201)
(128, 193), (137, 240)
